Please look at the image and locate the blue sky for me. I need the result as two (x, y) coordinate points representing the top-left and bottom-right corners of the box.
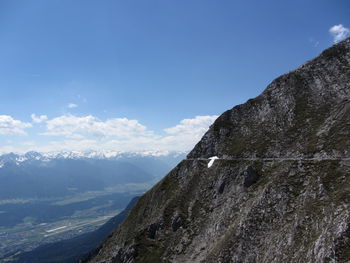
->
(0, 0), (349, 153)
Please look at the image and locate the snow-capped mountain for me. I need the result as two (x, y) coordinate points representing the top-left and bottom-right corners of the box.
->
(0, 150), (186, 201)
(0, 150), (186, 168)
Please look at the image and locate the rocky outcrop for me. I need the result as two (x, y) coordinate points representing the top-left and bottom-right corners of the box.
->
(188, 38), (350, 159)
(85, 38), (350, 263)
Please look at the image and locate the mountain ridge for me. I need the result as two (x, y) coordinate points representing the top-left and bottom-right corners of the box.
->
(188, 38), (350, 160)
(82, 38), (350, 262)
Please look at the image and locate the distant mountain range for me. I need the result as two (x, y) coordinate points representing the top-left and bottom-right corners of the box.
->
(0, 151), (186, 200)
(0, 150), (185, 260)
(0, 150), (186, 168)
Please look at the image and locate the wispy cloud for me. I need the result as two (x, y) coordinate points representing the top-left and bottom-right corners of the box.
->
(31, 114), (48, 123)
(68, 103), (78, 108)
(308, 37), (319, 47)
(0, 115), (32, 136)
(329, 24), (350, 43)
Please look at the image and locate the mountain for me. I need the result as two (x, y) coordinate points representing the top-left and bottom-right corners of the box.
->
(0, 150), (185, 169)
(0, 151), (185, 200)
(83, 38), (350, 263)
(6, 197), (139, 263)
(0, 151), (185, 260)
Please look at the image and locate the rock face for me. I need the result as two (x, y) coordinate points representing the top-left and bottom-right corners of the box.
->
(85, 38), (350, 263)
(188, 39), (350, 160)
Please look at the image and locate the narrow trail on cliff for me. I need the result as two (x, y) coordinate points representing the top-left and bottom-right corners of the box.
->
(188, 157), (350, 161)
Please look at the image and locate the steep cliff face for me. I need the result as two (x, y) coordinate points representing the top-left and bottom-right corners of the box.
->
(188, 39), (350, 159)
(85, 38), (350, 263)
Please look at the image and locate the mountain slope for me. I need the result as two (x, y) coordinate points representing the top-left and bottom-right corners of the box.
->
(188, 39), (350, 159)
(85, 38), (350, 263)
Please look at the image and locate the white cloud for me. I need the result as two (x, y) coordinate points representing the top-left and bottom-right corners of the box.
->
(41, 114), (150, 139)
(0, 115), (32, 136)
(164, 115), (218, 136)
(0, 114), (218, 153)
(329, 24), (350, 43)
(31, 114), (48, 123)
(155, 115), (218, 151)
(41, 139), (98, 152)
(68, 103), (78, 108)
(99, 115), (218, 152)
